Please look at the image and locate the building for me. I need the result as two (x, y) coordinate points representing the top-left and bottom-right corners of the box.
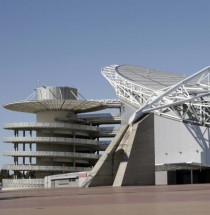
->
(82, 64), (210, 187)
(2, 86), (121, 189)
(3, 64), (210, 189)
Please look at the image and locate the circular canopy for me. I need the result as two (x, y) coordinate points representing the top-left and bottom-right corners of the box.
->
(116, 65), (187, 90)
(3, 100), (109, 113)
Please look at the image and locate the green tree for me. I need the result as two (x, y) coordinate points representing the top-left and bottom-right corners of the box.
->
(0, 170), (9, 182)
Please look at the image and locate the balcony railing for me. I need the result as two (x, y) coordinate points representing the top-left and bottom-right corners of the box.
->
(4, 151), (100, 160)
(3, 164), (91, 172)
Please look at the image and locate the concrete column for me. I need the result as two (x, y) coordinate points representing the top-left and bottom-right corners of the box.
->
(15, 143), (19, 151)
(13, 129), (18, 179)
(14, 129), (19, 177)
(29, 142), (32, 164)
(23, 143), (25, 165)
(191, 169), (193, 184)
(97, 137), (99, 155)
(14, 156), (18, 165)
(14, 157), (17, 165)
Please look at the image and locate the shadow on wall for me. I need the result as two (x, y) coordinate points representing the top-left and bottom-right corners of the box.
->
(184, 122), (210, 163)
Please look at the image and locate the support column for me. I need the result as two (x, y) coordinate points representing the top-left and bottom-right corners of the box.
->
(23, 129), (25, 165)
(73, 145), (76, 168)
(97, 137), (99, 154)
(191, 169), (193, 184)
(29, 130), (32, 165)
(15, 129), (19, 179)
(14, 130), (18, 179)
(23, 143), (25, 165)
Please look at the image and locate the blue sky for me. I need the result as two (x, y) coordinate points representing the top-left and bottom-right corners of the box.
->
(1, 0), (210, 167)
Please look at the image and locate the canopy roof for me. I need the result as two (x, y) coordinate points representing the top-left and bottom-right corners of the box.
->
(3, 100), (110, 113)
(116, 65), (187, 90)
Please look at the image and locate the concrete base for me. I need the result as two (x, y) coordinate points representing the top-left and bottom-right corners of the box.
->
(82, 114), (155, 187)
(45, 172), (88, 188)
(155, 171), (168, 185)
(81, 124), (129, 187)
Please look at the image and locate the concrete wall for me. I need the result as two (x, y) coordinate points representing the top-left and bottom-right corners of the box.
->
(37, 111), (70, 123)
(82, 125), (129, 187)
(121, 114), (155, 185)
(155, 171), (168, 185)
(83, 114), (155, 187)
(36, 86), (77, 100)
(154, 115), (210, 165)
(45, 172), (88, 188)
(121, 103), (136, 125)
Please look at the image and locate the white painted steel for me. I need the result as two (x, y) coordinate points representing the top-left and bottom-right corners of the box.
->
(129, 66), (210, 123)
(102, 65), (210, 126)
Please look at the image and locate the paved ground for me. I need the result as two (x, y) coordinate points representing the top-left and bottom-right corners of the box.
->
(1, 184), (210, 215)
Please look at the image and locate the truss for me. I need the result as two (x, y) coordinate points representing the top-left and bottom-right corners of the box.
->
(102, 65), (210, 126)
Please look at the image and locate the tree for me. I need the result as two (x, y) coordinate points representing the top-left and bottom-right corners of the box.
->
(0, 170), (9, 182)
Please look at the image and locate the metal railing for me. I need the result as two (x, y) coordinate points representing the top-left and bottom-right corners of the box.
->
(3, 164), (91, 172)
(99, 127), (119, 132)
(4, 122), (98, 132)
(2, 179), (44, 189)
(4, 151), (100, 160)
(3, 136), (99, 145)
(78, 113), (121, 119)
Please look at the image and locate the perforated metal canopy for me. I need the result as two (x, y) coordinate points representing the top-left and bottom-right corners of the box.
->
(116, 65), (187, 90)
(3, 100), (109, 113)
(102, 64), (210, 126)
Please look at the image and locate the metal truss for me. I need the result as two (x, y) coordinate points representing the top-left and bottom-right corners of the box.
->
(102, 65), (210, 126)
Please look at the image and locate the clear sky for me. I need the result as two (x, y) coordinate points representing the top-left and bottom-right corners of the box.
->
(1, 0), (210, 167)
